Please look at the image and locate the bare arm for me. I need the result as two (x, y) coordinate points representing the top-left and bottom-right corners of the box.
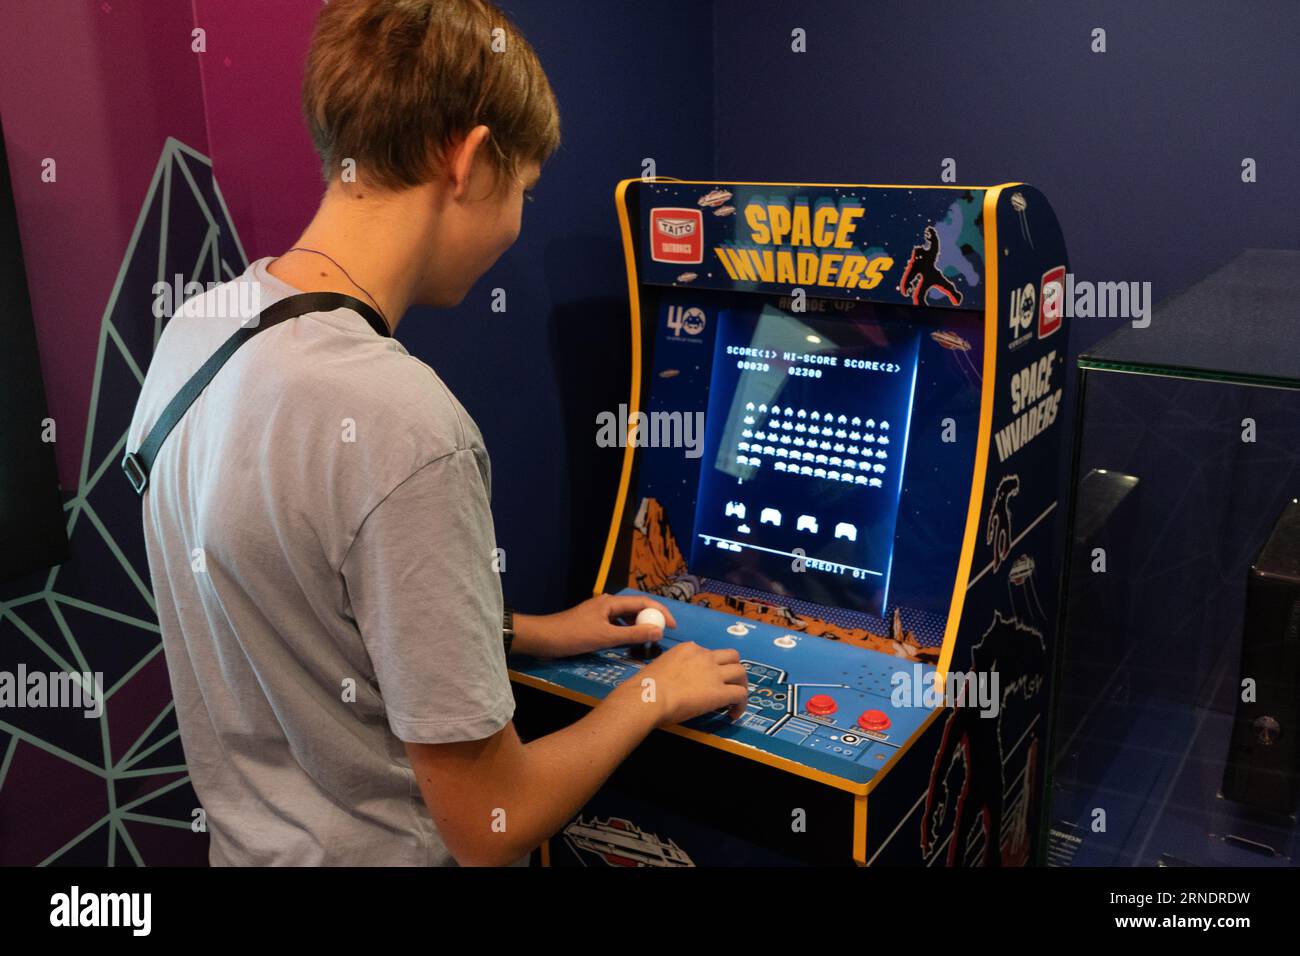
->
(510, 593), (679, 659)
(405, 680), (653, 866)
(404, 643), (748, 866)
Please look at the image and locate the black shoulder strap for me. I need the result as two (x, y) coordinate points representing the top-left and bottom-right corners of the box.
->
(122, 291), (389, 496)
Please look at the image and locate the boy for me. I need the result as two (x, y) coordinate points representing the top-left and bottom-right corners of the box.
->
(127, 0), (747, 866)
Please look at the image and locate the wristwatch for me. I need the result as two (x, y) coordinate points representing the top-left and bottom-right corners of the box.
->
(502, 607), (515, 656)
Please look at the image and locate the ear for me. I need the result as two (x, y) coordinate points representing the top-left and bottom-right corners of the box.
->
(447, 125), (492, 199)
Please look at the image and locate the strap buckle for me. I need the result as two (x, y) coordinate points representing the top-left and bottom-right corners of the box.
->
(121, 451), (148, 496)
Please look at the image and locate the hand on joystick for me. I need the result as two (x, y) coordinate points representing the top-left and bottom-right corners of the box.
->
(509, 594), (676, 659)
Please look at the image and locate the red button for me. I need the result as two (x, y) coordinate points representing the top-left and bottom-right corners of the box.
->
(858, 709), (891, 731)
(806, 694), (838, 716)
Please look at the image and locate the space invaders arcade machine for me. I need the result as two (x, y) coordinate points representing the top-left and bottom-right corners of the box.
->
(510, 179), (1070, 866)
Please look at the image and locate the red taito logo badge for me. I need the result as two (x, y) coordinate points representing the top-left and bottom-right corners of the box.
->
(1039, 265), (1065, 339)
(650, 207), (704, 264)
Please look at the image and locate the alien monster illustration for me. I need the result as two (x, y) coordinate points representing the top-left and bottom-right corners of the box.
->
(899, 225), (962, 306)
(922, 612), (1046, 866)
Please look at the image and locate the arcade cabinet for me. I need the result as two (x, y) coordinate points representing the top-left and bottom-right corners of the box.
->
(511, 179), (1070, 866)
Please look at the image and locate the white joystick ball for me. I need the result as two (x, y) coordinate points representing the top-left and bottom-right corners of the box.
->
(636, 607), (666, 631)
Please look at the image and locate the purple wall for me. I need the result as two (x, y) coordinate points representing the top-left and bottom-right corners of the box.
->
(192, 0), (323, 259)
(0, 0), (209, 490)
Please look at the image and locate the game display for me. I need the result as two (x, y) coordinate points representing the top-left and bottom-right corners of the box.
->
(511, 179), (1071, 865)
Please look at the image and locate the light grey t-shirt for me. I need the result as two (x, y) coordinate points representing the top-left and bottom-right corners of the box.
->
(127, 258), (516, 866)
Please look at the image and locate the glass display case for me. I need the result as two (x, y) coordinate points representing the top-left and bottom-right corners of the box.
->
(1045, 249), (1300, 867)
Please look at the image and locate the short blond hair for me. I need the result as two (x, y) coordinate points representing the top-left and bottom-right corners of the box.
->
(303, 0), (560, 191)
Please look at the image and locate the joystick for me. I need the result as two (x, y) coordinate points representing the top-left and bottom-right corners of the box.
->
(629, 606), (666, 660)
(636, 607), (666, 630)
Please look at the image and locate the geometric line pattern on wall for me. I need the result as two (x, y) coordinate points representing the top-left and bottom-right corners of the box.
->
(0, 138), (246, 865)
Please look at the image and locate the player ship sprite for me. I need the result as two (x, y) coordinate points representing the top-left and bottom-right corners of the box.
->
(628, 497), (938, 664)
(562, 815), (695, 867)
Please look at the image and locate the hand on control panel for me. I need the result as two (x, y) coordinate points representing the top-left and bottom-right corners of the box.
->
(511, 593), (678, 659)
(611, 642), (749, 729)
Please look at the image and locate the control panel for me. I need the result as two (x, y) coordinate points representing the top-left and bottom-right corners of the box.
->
(511, 588), (938, 785)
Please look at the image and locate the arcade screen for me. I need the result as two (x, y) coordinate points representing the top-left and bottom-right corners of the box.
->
(690, 305), (920, 616)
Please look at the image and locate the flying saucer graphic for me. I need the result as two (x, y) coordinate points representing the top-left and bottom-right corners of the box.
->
(1008, 554), (1035, 585)
(930, 329), (981, 385)
(1010, 191), (1033, 248)
(697, 188), (732, 208)
(562, 815), (694, 867)
(930, 330), (970, 351)
(1007, 553), (1046, 620)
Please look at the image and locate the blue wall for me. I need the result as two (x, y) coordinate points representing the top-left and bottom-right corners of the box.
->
(713, 0), (1299, 351)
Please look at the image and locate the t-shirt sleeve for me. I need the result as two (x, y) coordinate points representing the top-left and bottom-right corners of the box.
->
(341, 449), (514, 744)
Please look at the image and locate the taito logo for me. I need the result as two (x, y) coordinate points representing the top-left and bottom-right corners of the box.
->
(1039, 266), (1065, 339)
(650, 207), (703, 264)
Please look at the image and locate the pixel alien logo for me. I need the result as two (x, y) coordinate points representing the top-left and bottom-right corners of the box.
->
(666, 305), (706, 337)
